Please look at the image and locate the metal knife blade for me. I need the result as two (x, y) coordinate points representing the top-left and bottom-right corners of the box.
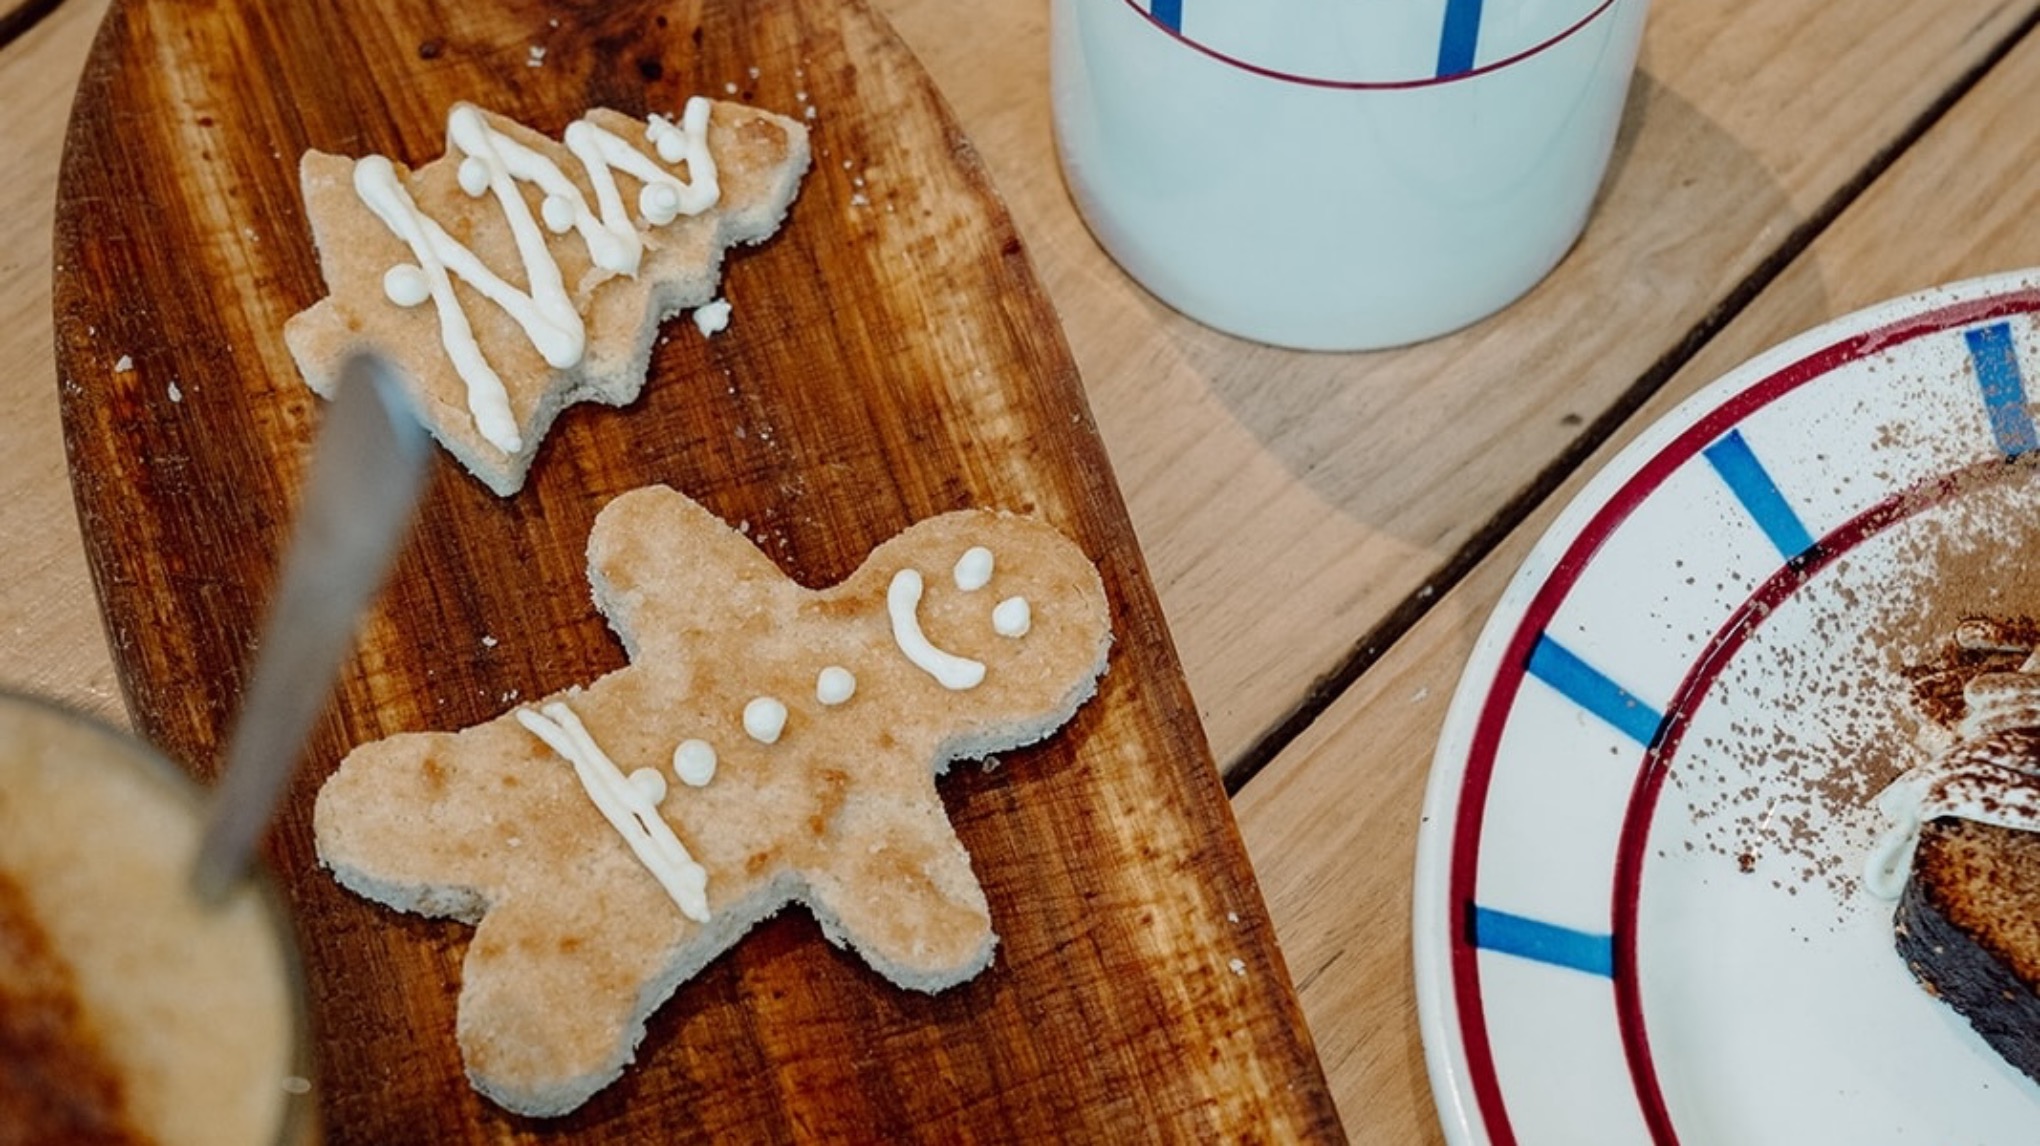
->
(191, 353), (431, 901)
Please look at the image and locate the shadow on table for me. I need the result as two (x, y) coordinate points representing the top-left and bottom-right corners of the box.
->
(1143, 69), (1817, 551)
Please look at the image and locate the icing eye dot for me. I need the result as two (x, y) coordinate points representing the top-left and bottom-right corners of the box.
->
(540, 194), (576, 234)
(627, 766), (668, 806)
(993, 596), (1032, 638)
(456, 155), (491, 197)
(673, 739), (717, 787)
(816, 666), (856, 706)
(640, 183), (682, 225)
(382, 264), (431, 308)
(743, 697), (788, 744)
(954, 546), (994, 591)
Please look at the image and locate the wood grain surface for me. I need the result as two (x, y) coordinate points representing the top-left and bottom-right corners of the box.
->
(50, 0), (1339, 1139)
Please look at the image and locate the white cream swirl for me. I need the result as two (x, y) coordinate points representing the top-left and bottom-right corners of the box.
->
(1864, 663), (2040, 900)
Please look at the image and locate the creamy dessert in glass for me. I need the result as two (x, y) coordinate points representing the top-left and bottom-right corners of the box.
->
(0, 689), (313, 1145)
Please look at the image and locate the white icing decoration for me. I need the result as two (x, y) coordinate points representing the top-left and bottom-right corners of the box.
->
(627, 766), (667, 805)
(743, 696), (788, 744)
(516, 702), (709, 922)
(993, 596), (1032, 637)
(953, 546), (994, 591)
(382, 264), (431, 307)
(816, 666), (856, 706)
(673, 739), (717, 787)
(540, 193), (576, 234)
(351, 154), (524, 453)
(351, 98), (725, 455)
(888, 568), (985, 690)
(457, 155), (490, 197)
(444, 105), (600, 348)
(647, 100), (721, 219)
(643, 183), (682, 221)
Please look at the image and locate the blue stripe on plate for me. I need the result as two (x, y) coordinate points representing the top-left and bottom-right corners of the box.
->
(1965, 322), (2038, 458)
(1702, 429), (1815, 560)
(1149, 0), (1183, 32)
(1470, 905), (1615, 977)
(1526, 634), (1664, 746)
(1437, 0), (1483, 76)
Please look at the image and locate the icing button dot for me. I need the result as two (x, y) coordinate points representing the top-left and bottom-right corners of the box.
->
(627, 767), (668, 805)
(648, 114), (689, 164)
(816, 666), (856, 706)
(382, 264), (431, 308)
(541, 193), (576, 233)
(673, 739), (717, 787)
(743, 697), (788, 744)
(641, 183), (681, 225)
(457, 155), (491, 197)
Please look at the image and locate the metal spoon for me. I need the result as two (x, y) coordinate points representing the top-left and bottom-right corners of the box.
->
(191, 353), (431, 901)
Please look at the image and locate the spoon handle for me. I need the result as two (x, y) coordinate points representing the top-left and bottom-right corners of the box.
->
(192, 354), (430, 902)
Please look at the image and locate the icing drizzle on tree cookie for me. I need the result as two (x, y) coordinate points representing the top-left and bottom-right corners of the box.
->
(351, 99), (722, 454)
(286, 100), (809, 496)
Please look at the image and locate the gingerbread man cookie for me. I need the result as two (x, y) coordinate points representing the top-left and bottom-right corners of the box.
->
(314, 485), (1113, 1116)
(285, 99), (811, 496)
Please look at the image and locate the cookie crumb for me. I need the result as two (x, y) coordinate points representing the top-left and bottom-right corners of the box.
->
(693, 298), (733, 337)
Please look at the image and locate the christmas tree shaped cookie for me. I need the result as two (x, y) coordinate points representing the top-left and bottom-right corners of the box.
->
(286, 99), (810, 495)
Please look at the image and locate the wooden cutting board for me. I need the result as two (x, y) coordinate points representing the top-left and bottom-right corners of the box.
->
(50, 0), (1341, 1140)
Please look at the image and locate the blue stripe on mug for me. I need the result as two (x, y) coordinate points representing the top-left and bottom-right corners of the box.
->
(1149, 1), (1504, 82)
(1437, 0), (1485, 77)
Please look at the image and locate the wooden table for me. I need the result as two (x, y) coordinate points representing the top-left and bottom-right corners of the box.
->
(9, 0), (2040, 1139)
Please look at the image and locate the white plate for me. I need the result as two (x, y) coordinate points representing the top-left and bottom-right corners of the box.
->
(1414, 269), (2040, 1145)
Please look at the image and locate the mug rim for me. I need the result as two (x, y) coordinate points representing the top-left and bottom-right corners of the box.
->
(1116, 0), (1625, 90)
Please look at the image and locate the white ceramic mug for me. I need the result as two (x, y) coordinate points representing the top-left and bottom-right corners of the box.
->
(1050, 0), (1651, 350)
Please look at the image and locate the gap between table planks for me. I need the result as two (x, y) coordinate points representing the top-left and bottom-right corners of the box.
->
(49, 0), (1339, 1139)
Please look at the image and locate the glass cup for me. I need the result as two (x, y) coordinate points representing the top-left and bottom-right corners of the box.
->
(1050, 0), (1652, 350)
(0, 689), (314, 1145)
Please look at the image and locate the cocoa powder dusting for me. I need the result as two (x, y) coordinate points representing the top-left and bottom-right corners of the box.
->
(1672, 452), (2040, 908)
